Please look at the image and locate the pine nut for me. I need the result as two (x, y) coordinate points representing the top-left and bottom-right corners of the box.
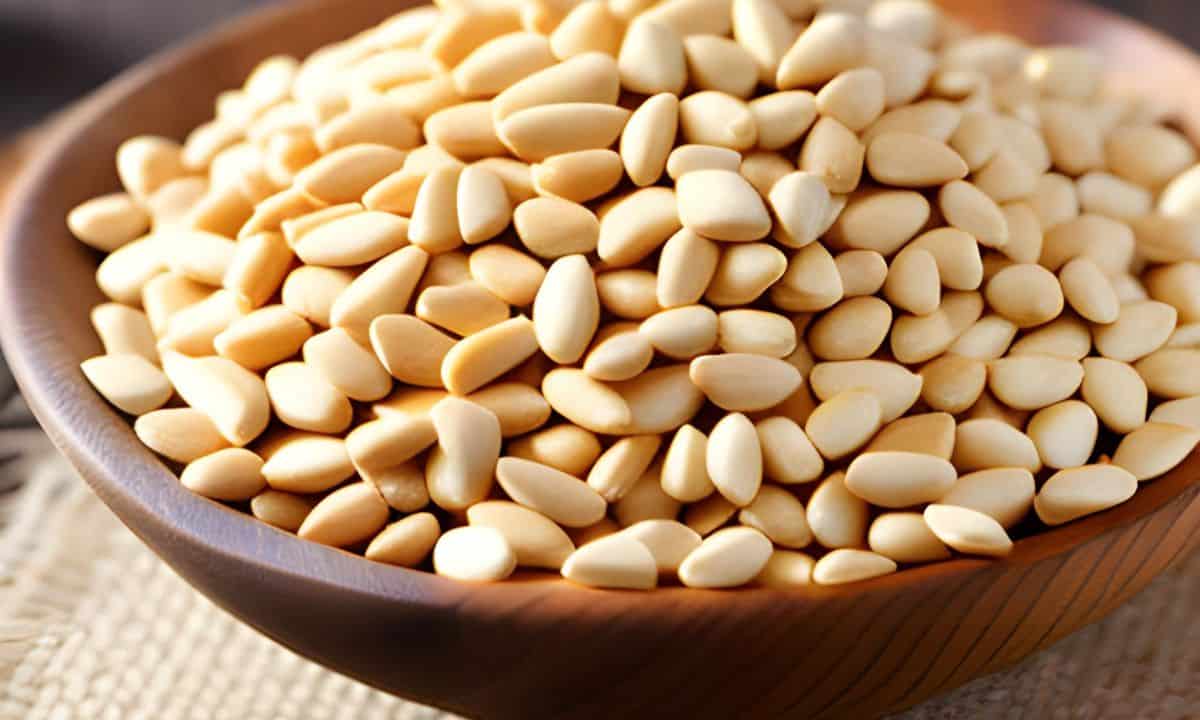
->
(731, 0), (796, 85)
(689, 353), (802, 412)
(613, 463), (681, 526)
(919, 354), (986, 414)
(467, 501), (574, 570)
(804, 391), (882, 461)
(91, 303), (159, 365)
(985, 263), (1064, 328)
(770, 241), (843, 312)
(940, 467), (1035, 529)
(369, 314), (455, 387)
(492, 51), (620, 121)
(703, 413), (762, 507)
(845, 451), (956, 508)
(949, 111), (1000, 173)
(561, 533), (657, 589)
(81, 354), (173, 417)
(1008, 315), (1091, 360)
(1135, 348), (1200, 399)
(468, 245), (545, 308)
(514, 196), (600, 259)
(453, 33), (557, 98)
(656, 229), (719, 308)
(281, 266), (354, 328)
(1080, 357), (1147, 434)
(1077, 171), (1152, 221)
(1035, 465), (1138, 525)
(798, 117), (863, 194)
(1112, 422), (1200, 482)
(867, 132), (968, 188)
(532, 149), (624, 202)
(550, 2), (623, 59)
(618, 19), (687, 96)
(866, 412), (955, 459)
(678, 91), (757, 151)
(808, 359), (922, 422)
(597, 187), (681, 266)
(885, 247), (940, 316)
(678, 526), (772, 589)
(661, 425), (716, 502)
(365, 513), (440, 567)
(738, 485), (811, 548)
(862, 99), (961, 145)
(499, 102), (630, 161)
(364, 461), (430, 513)
(433, 526), (517, 582)
(998, 201), (1043, 264)
(1093, 300), (1178, 362)
(541, 368), (632, 434)
(707, 243), (788, 306)
(808, 296), (893, 361)
(612, 364), (706, 434)
(988, 355), (1083, 411)
(769, 171), (835, 249)
(496, 456), (607, 527)
(953, 418), (1041, 474)
(117, 136), (187, 200)
(260, 431), (354, 493)
(666, 144), (742, 180)
(684, 492), (738, 537)
(508, 424), (602, 477)
(776, 12), (864, 89)
(583, 323), (654, 381)
(587, 434), (662, 502)
(69, 193), (151, 253)
(908, 228), (983, 291)
(1150, 396), (1200, 431)
(135, 408), (229, 463)
(924, 504), (1012, 557)
(869, 513), (950, 564)
(214, 306), (311, 371)
(249, 489), (312, 532)
(717, 309), (795, 357)
(812, 548), (896, 586)
(827, 188), (930, 255)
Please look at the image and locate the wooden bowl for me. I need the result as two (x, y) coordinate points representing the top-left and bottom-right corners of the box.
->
(3, 1), (1200, 717)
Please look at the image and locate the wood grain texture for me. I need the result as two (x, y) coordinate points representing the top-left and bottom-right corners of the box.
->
(0, 1), (1199, 718)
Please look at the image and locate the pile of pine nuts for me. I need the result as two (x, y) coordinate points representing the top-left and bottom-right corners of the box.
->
(71, 0), (1200, 590)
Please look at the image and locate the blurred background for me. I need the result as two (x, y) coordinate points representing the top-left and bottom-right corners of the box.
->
(0, 0), (1190, 137)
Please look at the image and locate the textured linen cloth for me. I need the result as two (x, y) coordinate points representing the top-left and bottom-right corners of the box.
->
(0, 371), (1198, 719)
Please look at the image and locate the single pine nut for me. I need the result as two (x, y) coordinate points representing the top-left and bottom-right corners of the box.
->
(369, 314), (456, 387)
(1093, 300), (1177, 362)
(640, 305), (718, 360)
(717, 309), (796, 357)
(808, 359), (923, 422)
(707, 243), (789, 306)
(835, 249), (901, 298)
(620, 520), (702, 574)
(706, 413), (763, 507)
(798, 117), (864, 194)
(678, 526), (772, 589)
(867, 132), (968, 188)
(950, 314), (1018, 360)
(869, 513), (950, 564)
(953, 418), (1041, 473)
(161, 352), (269, 446)
(805, 390), (883, 461)
(908, 228), (983, 291)
(259, 431), (354, 494)
(618, 19), (687, 95)
(1077, 171), (1152, 220)
(1027, 400), (1098, 470)
(281, 266), (354, 328)
(1112, 422), (1200, 482)
(683, 35), (758, 98)
(1035, 464), (1138, 525)
(508, 424), (602, 477)
(1041, 214), (1136, 275)
(453, 33), (557, 98)
(738, 485), (811, 548)
(433, 526), (517, 582)
(468, 501), (574, 570)
(467, 246), (545, 308)
(684, 493), (738, 537)
(1135, 348), (1200, 398)
(117, 136), (187, 200)
(611, 364), (706, 434)
(1008, 315), (1091, 360)
(949, 111), (1000, 172)
(890, 291), (983, 365)
(550, 2), (623, 59)
(499, 102), (631, 161)
(363, 460), (430, 513)
(160, 289), (249, 356)
(1150, 396), (1200, 430)
(845, 451), (956, 508)
(532, 149), (623, 203)
(1145, 262), (1200, 323)
(985, 263), (1064, 328)
(514, 196), (600, 259)
(666, 144), (742, 180)
(770, 171), (836, 249)
(613, 463), (682, 526)
(179, 446), (266, 503)
(365, 513), (440, 567)
(1080, 357), (1147, 434)
(998, 201), (1043, 264)
(866, 412), (956, 459)
(344, 414), (436, 473)
(656, 229), (719, 308)
(135, 408), (229, 463)
(328, 247), (428, 341)
(587, 435), (662, 502)
(924, 504), (1012, 557)
(1107, 124), (1196, 189)
(689, 353), (803, 412)
(812, 548), (896, 586)
(776, 12), (864, 89)
(731, 0), (796, 85)
(596, 187), (681, 266)
(583, 324), (654, 381)
(988, 355), (1083, 411)
(919, 354), (986, 414)
(939, 180), (1008, 248)
(885, 247), (940, 316)
(940, 467), (1035, 530)
(861, 99), (961, 145)
(91, 304), (159, 365)
(68, 193), (151, 253)
(827, 188), (930, 255)
(770, 241), (844, 312)
(660, 424), (716, 502)
(816, 68), (885, 131)
(808, 296), (893, 361)
(496, 456), (607, 527)
(81, 354), (172, 416)
(492, 51), (620, 122)
(541, 368), (632, 434)
(639, 0), (734, 36)
(532, 254), (599, 363)
(1058, 257), (1119, 324)
(561, 533), (657, 589)
(264, 362), (352, 434)
(214, 306), (311, 371)
(677, 91), (757, 151)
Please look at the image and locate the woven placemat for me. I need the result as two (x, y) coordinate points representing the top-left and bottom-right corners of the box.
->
(0, 387), (1197, 719)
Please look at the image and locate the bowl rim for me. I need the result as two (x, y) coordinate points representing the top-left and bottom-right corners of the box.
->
(1, 0), (1199, 614)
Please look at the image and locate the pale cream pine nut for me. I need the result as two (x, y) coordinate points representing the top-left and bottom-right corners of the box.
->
(473, 157), (538, 204)
(677, 91), (758, 151)
(135, 408), (229, 463)
(1026, 400), (1098, 470)
(858, 409), (950, 459)
(998, 201), (1043, 264)
(362, 170), (427, 216)
(424, 7), (523, 70)
(425, 100), (510, 161)
(613, 463), (682, 526)
(161, 351), (269, 447)
(637, 0), (733, 35)
(611, 364), (706, 434)
(499, 102), (631, 162)
(866, 30), (938, 108)
(418, 251), (473, 296)
(1151, 396), (1200, 430)
(1093, 300), (1177, 362)
(313, 99), (422, 153)
(81, 354), (172, 417)
(832, 250), (887, 299)
(716, 309), (796, 357)
(973, 149), (1039, 205)
(282, 204), (365, 248)
(469, 380), (550, 437)
(596, 187), (681, 267)
(770, 241), (844, 312)
(906, 228), (983, 291)
(1161, 165), (1200, 219)
(142, 272), (211, 336)
(698, 413), (760, 507)
(147, 176), (209, 229)
(869, 513), (951, 564)
(988, 355), (1083, 411)
(433, 526), (518, 582)
(452, 33), (556, 98)
(495, 456), (607, 527)
(1145, 262), (1200, 322)
(684, 493), (738, 536)
(889, 294), (975, 365)
(940, 468), (1035, 529)
(260, 432), (354, 494)
(367, 314), (455, 388)
(812, 548), (896, 586)
(408, 165), (464, 254)
(682, 35), (758, 99)
(532, 149), (624, 203)
(884, 247), (940, 316)
(731, 0), (797, 85)
(373, 387), (448, 422)
(264, 362), (352, 434)
(1059, 257), (1119, 324)
(467, 500), (575, 570)
(561, 533), (657, 589)
(1107, 124), (1196, 189)
(948, 111), (999, 173)
(638, 305), (717, 359)
(844, 451), (956, 508)
(91, 303), (159, 365)
(965, 391), (1032, 431)
(1169, 323), (1200, 347)
(866, 132), (968, 188)
(541, 368), (633, 434)
(804, 390), (883, 462)
(156, 229), (234, 288)
(492, 52), (620, 122)
(807, 296), (893, 361)
(678, 526), (772, 589)
(1035, 464), (1138, 526)
(750, 417), (822, 486)
(740, 150), (792, 198)
(117, 136), (187, 200)
(186, 183), (253, 239)
(815, 68), (885, 132)
(281, 265), (352, 329)
(953, 418), (1042, 474)
(1008, 315), (1092, 360)
(250, 489), (312, 532)
(550, 2), (624, 59)
(666, 144), (742, 180)
(808, 359), (922, 423)
(1078, 357), (1147, 434)
(1128, 214), (1200, 264)
(507, 424), (602, 477)
(738, 484), (811, 548)
(347, 415), (436, 477)
(1038, 101), (1104, 176)
(620, 520), (703, 574)
(365, 512), (440, 567)
(797, 117), (863, 194)
(466, 247), (544, 309)
(583, 323), (654, 381)
(939, 180), (1009, 248)
(616, 19), (686, 95)
(417, 282), (510, 338)
(769, 171), (835, 249)
(426, 396), (501, 512)
(924, 504), (1012, 557)
(984, 263), (1064, 328)
(296, 211), (411, 268)
(775, 11), (864, 88)
(861, 99), (962, 145)
(868, 0), (941, 47)
(661, 424), (716, 502)
(513, 196), (600, 259)
(1041, 214), (1137, 274)
(214, 306), (311, 371)
(1136, 348), (1200, 399)
(1029, 172), (1079, 232)
(291, 143), (404, 205)
(180, 448), (266, 502)
(656, 229), (719, 308)
(223, 231), (292, 309)
(68, 193), (150, 253)
(1077, 171), (1152, 221)
(620, 93), (678, 187)
(349, 49), (435, 96)
(363, 461), (430, 513)
(919, 354), (986, 414)
(688, 353), (803, 413)
(297, 482), (389, 549)
(587, 434), (662, 502)
(454, 165), (511, 245)
(532, 254), (599, 364)
(264, 131), (321, 188)
(826, 188), (930, 255)
(330, 247), (429, 342)
(780, 315), (817, 374)
(1022, 45), (1099, 98)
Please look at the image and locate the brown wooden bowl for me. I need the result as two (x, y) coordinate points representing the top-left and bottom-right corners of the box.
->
(3, 0), (1200, 717)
